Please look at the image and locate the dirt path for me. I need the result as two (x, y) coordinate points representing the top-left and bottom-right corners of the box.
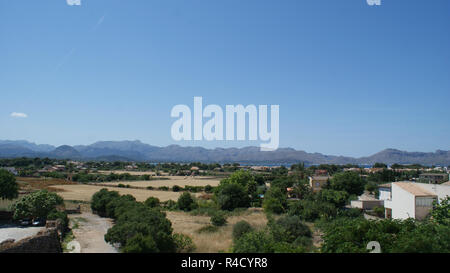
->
(68, 213), (118, 253)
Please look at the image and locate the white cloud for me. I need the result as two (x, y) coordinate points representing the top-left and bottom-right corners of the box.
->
(11, 112), (28, 118)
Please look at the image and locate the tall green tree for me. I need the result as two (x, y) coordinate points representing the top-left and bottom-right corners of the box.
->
(13, 190), (64, 219)
(0, 169), (18, 200)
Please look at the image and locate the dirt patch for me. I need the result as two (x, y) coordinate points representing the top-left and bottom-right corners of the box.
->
(68, 212), (117, 253)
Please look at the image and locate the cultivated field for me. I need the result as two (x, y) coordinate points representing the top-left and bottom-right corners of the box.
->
(97, 170), (159, 176)
(49, 184), (201, 202)
(99, 176), (221, 188)
(166, 209), (267, 253)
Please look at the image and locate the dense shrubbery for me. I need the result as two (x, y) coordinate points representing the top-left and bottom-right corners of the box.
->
(232, 221), (253, 241)
(210, 211), (227, 226)
(144, 197), (160, 208)
(320, 217), (450, 253)
(0, 169), (18, 200)
(288, 199), (336, 221)
(177, 192), (198, 211)
(262, 186), (287, 214)
(91, 189), (194, 253)
(73, 172), (151, 183)
(13, 190), (64, 220)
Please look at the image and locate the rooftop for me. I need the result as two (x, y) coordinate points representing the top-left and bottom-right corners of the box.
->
(394, 182), (437, 197)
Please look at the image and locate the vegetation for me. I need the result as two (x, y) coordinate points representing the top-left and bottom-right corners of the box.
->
(13, 190), (64, 220)
(0, 169), (18, 200)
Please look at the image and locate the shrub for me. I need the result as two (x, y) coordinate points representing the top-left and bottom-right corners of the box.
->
(288, 199), (336, 221)
(269, 215), (312, 244)
(144, 197), (160, 208)
(262, 186), (287, 214)
(173, 233), (196, 253)
(13, 190), (64, 220)
(233, 231), (276, 253)
(158, 186), (169, 191)
(91, 189), (120, 217)
(122, 233), (158, 253)
(0, 169), (18, 200)
(177, 192), (197, 211)
(211, 212), (227, 226)
(204, 185), (213, 193)
(47, 210), (69, 234)
(232, 221), (253, 241)
(172, 185), (182, 192)
(197, 225), (219, 233)
(216, 183), (250, 211)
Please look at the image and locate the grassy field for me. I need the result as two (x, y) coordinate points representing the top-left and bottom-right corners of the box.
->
(166, 208), (267, 253)
(97, 170), (159, 176)
(98, 176), (221, 188)
(48, 184), (201, 202)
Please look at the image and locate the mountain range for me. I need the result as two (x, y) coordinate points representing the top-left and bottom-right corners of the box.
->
(0, 140), (449, 166)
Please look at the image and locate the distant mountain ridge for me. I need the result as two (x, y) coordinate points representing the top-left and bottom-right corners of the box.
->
(0, 140), (448, 166)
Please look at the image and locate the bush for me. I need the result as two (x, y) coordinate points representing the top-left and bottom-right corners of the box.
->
(210, 212), (227, 226)
(288, 199), (336, 221)
(122, 233), (158, 253)
(204, 185), (213, 193)
(104, 203), (176, 252)
(0, 169), (18, 200)
(47, 210), (69, 233)
(216, 183), (250, 211)
(91, 189), (120, 217)
(172, 185), (182, 192)
(173, 233), (196, 253)
(197, 225), (219, 233)
(373, 206), (385, 218)
(233, 231), (276, 253)
(13, 190), (64, 220)
(158, 186), (169, 191)
(262, 186), (287, 214)
(269, 215), (312, 244)
(232, 221), (253, 241)
(177, 192), (197, 211)
(144, 197), (160, 208)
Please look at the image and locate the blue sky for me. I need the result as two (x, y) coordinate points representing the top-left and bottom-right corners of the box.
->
(0, 0), (449, 157)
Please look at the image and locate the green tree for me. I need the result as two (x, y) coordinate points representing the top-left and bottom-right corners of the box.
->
(329, 172), (365, 196)
(177, 192), (197, 211)
(91, 188), (120, 216)
(122, 233), (158, 253)
(144, 197), (161, 208)
(431, 197), (450, 226)
(216, 183), (250, 211)
(269, 215), (312, 244)
(210, 211), (227, 226)
(262, 186), (287, 214)
(318, 189), (349, 208)
(0, 169), (18, 200)
(232, 221), (253, 241)
(13, 190), (64, 219)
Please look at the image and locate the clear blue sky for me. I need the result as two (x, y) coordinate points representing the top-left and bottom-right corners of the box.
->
(0, 0), (449, 157)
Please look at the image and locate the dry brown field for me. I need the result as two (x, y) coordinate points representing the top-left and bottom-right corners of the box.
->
(48, 184), (200, 202)
(99, 176), (221, 188)
(166, 208), (267, 253)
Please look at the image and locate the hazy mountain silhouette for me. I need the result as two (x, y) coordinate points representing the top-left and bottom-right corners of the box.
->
(0, 140), (448, 165)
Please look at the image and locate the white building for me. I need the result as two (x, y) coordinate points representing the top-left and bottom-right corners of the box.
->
(379, 182), (450, 220)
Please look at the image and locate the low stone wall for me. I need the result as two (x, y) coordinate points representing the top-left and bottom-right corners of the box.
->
(0, 228), (62, 253)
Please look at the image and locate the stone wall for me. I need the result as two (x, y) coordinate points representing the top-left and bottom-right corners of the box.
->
(0, 228), (62, 253)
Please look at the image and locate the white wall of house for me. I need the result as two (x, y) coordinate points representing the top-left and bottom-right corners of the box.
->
(387, 184), (416, 219)
(379, 188), (391, 201)
(417, 183), (450, 203)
